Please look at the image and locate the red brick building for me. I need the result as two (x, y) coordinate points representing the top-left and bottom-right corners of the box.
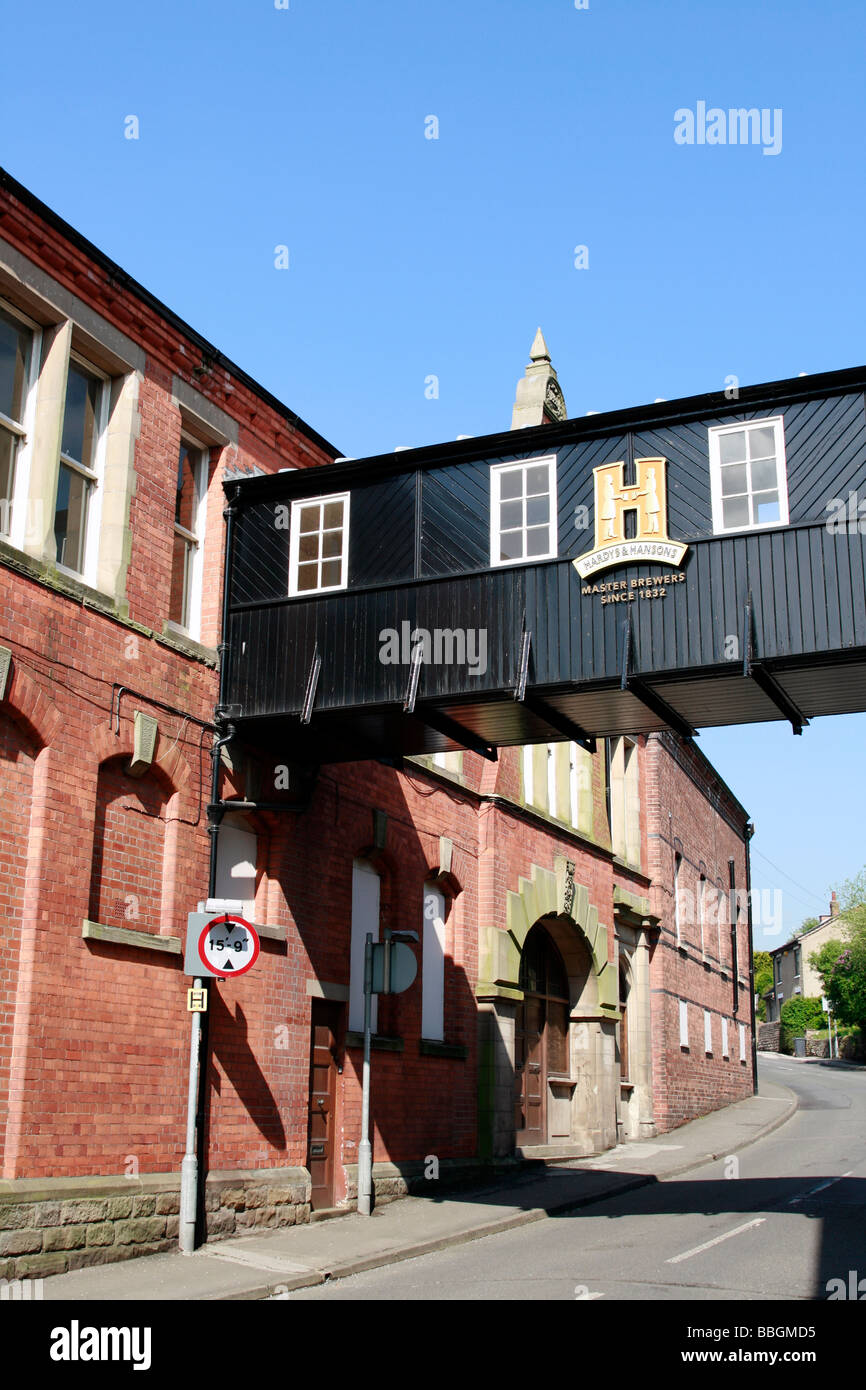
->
(0, 169), (753, 1278)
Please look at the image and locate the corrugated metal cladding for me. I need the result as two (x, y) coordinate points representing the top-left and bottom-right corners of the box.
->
(224, 373), (866, 760)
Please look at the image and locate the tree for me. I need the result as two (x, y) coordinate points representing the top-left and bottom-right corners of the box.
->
(793, 917), (819, 937)
(753, 950), (773, 1021)
(780, 995), (825, 1037)
(836, 867), (866, 913)
(809, 903), (866, 1033)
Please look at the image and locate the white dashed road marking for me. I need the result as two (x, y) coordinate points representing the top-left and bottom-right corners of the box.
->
(787, 1171), (852, 1205)
(666, 1218), (766, 1264)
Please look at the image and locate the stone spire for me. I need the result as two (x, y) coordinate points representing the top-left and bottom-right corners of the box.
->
(511, 327), (567, 429)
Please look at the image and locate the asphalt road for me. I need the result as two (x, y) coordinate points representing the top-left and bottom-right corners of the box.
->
(286, 1056), (866, 1301)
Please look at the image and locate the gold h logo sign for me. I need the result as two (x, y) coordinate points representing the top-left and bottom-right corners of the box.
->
(575, 456), (688, 579)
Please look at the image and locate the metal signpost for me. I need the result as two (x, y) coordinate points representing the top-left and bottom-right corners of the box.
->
(179, 907), (260, 1254)
(821, 995), (839, 1059)
(357, 929), (418, 1217)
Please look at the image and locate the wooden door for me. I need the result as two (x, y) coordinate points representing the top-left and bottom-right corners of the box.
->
(515, 925), (571, 1147)
(307, 1001), (342, 1210)
(515, 995), (546, 1145)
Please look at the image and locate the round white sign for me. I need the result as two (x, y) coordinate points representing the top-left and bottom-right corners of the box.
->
(197, 914), (260, 978)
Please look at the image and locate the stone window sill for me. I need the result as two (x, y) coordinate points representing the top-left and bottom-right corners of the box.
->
(345, 1032), (404, 1053)
(82, 920), (181, 954)
(419, 1039), (468, 1059)
(159, 621), (218, 667)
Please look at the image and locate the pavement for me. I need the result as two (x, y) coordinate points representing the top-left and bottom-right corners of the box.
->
(772, 1054), (865, 1070)
(41, 1075), (797, 1301)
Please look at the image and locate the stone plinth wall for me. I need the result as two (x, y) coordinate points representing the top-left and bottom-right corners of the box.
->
(0, 1168), (309, 1280)
(758, 1021), (781, 1052)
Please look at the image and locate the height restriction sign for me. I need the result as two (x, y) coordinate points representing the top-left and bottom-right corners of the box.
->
(194, 914), (260, 978)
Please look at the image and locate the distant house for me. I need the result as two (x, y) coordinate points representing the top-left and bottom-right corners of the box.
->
(764, 895), (850, 1019)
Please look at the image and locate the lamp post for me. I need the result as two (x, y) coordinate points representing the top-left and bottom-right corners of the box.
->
(357, 933), (374, 1216)
(357, 928), (419, 1217)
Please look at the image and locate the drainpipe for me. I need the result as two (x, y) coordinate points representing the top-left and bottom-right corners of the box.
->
(744, 822), (758, 1092)
(179, 491), (239, 1254)
(209, 490), (241, 889)
(208, 489), (241, 891)
(728, 857), (739, 1018)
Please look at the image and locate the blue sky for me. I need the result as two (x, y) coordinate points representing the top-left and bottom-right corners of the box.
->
(2, 0), (864, 945)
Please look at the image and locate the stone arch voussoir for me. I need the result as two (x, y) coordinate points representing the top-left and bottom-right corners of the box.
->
(1, 661), (61, 749)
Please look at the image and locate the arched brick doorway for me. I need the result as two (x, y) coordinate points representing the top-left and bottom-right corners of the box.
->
(514, 924), (571, 1145)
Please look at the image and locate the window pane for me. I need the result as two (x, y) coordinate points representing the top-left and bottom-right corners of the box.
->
(296, 561), (319, 591)
(526, 494), (550, 526)
(748, 426), (776, 459)
(547, 1001), (569, 1074)
(525, 465), (549, 496)
(499, 469), (523, 501)
(175, 443), (201, 530)
(291, 495), (348, 593)
(499, 499), (523, 531)
(1, 425), (17, 521)
(750, 457), (777, 492)
(519, 931), (542, 993)
(499, 531), (524, 562)
(320, 558), (342, 587)
(61, 366), (99, 468)
(169, 532), (190, 626)
(54, 463), (89, 571)
(720, 463), (747, 496)
(0, 309), (30, 423)
(719, 431), (746, 464)
(754, 492), (780, 524)
(722, 496), (750, 529)
(526, 525), (550, 557)
(298, 531), (320, 562)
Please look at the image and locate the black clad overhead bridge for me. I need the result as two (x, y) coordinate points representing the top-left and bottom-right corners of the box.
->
(220, 365), (866, 764)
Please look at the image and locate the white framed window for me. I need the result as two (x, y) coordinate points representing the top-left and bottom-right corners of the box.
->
(738, 1022), (746, 1063)
(704, 1009), (713, 1055)
(422, 883), (446, 1042)
(708, 416), (789, 534)
(54, 353), (109, 581)
(698, 875), (706, 957)
(569, 742), (593, 833)
(490, 456), (557, 566)
(168, 435), (208, 638)
(0, 299), (40, 544)
(679, 999), (689, 1049)
(288, 491), (350, 596)
(522, 745), (534, 807)
(214, 814), (258, 922)
(546, 742), (557, 817)
(721, 1017), (729, 1058)
(610, 736), (640, 866)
